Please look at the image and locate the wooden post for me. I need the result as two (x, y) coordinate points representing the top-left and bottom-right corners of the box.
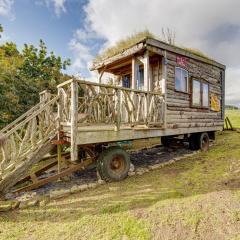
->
(131, 57), (138, 122)
(143, 51), (150, 123)
(162, 51), (168, 128)
(143, 51), (150, 91)
(57, 144), (62, 174)
(98, 69), (105, 84)
(70, 80), (78, 162)
(132, 57), (137, 89)
(115, 89), (121, 131)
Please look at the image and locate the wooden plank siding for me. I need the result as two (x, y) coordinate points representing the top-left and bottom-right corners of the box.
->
(165, 51), (224, 130)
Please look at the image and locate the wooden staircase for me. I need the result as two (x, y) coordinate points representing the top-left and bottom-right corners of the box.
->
(0, 94), (59, 194)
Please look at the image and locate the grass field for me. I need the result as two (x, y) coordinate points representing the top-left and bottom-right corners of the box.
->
(0, 109), (239, 239)
(225, 109), (240, 129)
(0, 129), (240, 240)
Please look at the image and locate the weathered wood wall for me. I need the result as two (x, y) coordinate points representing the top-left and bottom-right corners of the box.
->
(165, 51), (224, 129)
(150, 57), (163, 92)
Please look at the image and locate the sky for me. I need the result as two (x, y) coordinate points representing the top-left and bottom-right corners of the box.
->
(0, 0), (239, 106)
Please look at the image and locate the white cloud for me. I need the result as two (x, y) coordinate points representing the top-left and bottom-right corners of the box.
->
(68, 37), (93, 73)
(0, 0), (14, 19)
(225, 68), (240, 107)
(44, 0), (66, 16)
(73, 0), (240, 105)
(84, 0), (240, 59)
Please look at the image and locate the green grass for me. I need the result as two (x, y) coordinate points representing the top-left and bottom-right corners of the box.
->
(94, 30), (210, 63)
(225, 109), (240, 128)
(0, 131), (240, 239)
(94, 30), (155, 62)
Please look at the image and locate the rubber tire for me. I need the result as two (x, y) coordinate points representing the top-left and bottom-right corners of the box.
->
(198, 132), (210, 152)
(161, 136), (173, 147)
(189, 133), (210, 152)
(97, 146), (130, 182)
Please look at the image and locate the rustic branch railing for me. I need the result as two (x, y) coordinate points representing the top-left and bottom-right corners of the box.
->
(57, 79), (165, 128)
(0, 95), (59, 179)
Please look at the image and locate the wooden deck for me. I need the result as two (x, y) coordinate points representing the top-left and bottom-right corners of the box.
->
(0, 78), (224, 193)
(62, 124), (223, 145)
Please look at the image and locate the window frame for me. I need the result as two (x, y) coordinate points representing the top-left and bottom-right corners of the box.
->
(175, 67), (189, 94)
(122, 74), (131, 88)
(190, 77), (210, 109)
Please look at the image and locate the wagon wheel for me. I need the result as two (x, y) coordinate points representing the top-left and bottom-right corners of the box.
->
(97, 146), (130, 182)
(199, 132), (210, 152)
(189, 132), (209, 152)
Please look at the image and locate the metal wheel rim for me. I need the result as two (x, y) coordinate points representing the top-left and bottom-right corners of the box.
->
(110, 154), (125, 174)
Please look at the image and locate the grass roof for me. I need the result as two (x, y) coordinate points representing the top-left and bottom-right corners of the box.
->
(94, 30), (155, 62)
(93, 30), (212, 64)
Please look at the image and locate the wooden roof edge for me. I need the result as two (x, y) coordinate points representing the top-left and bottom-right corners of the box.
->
(90, 37), (226, 71)
(90, 40), (147, 71)
(146, 38), (226, 70)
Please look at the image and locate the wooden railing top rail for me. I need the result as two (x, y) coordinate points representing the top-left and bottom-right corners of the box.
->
(57, 79), (163, 96)
(0, 101), (45, 135)
(57, 79), (74, 88)
(1, 96), (59, 138)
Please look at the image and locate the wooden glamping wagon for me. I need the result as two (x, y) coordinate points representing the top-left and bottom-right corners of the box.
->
(0, 37), (225, 195)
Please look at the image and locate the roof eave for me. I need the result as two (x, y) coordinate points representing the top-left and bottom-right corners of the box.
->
(145, 38), (226, 70)
(90, 40), (146, 71)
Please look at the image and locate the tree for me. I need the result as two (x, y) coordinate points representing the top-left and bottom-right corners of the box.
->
(19, 39), (70, 91)
(0, 36), (71, 127)
(161, 28), (176, 45)
(0, 24), (3, 38)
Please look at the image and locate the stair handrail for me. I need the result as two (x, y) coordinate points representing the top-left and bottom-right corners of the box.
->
(2, 95), (59, 138)
(0, 101), (46, 136)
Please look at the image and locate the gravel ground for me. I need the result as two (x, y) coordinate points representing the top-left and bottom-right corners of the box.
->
(10, 142), (194, 201)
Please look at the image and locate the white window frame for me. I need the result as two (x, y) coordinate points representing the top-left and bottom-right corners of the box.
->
(191, 78), (210, 109)
(175, 67), (189, 93)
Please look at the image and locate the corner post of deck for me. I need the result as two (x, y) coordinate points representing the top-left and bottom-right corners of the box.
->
(162, 50), (168, 128)
(132, 57), (137, 89)
(70, 79), (78, 161)
(131, 57), (137, 122)
(144, 50), (150, 123)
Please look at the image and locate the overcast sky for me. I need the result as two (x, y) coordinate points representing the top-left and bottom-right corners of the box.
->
(0, 0), (239, 106)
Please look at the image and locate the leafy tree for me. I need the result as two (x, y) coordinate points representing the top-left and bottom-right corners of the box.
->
(0, 25), (71, 127)
(0, 24), (3, 38)
(19, 39), (70, 92)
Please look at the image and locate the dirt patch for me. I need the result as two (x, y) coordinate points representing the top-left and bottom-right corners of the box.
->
(133, 190), (240, 240)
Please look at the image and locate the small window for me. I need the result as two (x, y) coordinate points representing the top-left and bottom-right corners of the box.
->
(191, 79), (209, 108)
(202, 83), (209, 107)
(122, 74), (131, 88)
(192, 80), (201, 106)
(137, 65), (144, 90)
(175, 67), (188, 92)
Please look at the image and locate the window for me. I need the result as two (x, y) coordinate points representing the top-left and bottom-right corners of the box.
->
(137, 65), (144, 90)
(175, 67), (188, 92)
(202, 83), (209, 107)
(191, 79), (209, 108)
(192, 80), (201, 106)
(122, 74), (131, 88)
